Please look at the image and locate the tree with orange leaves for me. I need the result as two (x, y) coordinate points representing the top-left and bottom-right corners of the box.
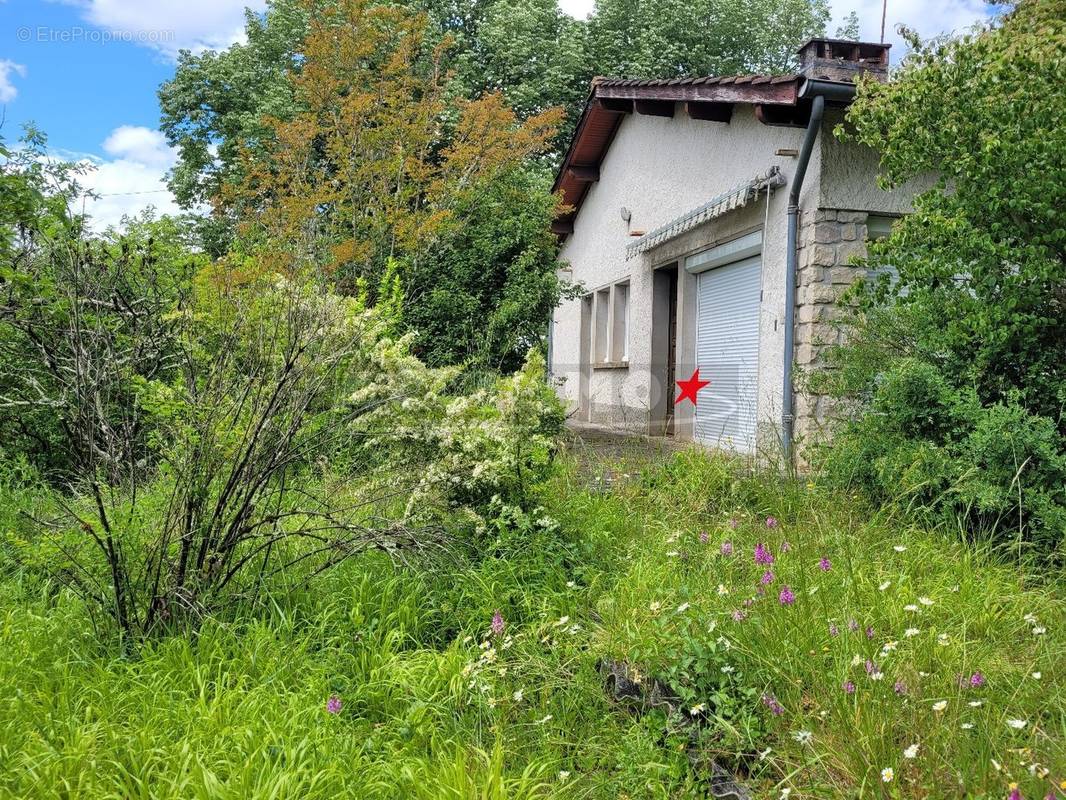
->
(226, 0), (562, 295)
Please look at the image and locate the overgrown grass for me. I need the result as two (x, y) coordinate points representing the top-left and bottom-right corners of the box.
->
(0, 446), (1063, 798)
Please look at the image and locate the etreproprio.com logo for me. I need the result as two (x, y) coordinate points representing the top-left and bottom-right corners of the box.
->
(17, 26), (176, 45)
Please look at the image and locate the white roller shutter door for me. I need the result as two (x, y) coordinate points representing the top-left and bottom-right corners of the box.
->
(694, 255), (761, 451)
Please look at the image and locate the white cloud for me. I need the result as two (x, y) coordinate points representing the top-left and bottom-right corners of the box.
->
(557, 0), (995, 58)
(69, 0), (266, 58)
(69, 125), (183, 231)
(102, 125), (175, 167)
(0, 59), (27, 103)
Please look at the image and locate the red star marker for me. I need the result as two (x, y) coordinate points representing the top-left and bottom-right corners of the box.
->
(674, 368), (710, 406)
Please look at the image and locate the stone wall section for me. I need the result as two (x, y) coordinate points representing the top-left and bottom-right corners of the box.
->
(793, 208), (871, 447)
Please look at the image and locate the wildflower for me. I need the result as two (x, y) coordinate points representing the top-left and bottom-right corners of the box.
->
(760, 570), (775, 585)
(721, 665), (735, 674)
(326, 695), (343, 714)
(553, 615), (570, 627)
(894, 680), (907, 695)
(937, 633), (950, 646)
(1008, 787), (1022, 800)
(903, 743), (919, 759)
(848, 619), (859, 632)
(649, 601), (662, 613)
(566, 581), (576, 588)
(743, 598), (755, 607)
(718, 584), (730, 595)
(762, 693), (784, 716)
(969, 700), (983, 707)
(893, 545), (907, 552)
(779, 586), (796, 606)
(513, 689), (524, 702)
(720, 541), (734, 556)
(758, 747), (772, 760)
(881, 767), (894, 783)
(731, 609), (747, 622)
(491, 610), (505, 637)
(960, 722), (974, 730)
(1007, 719), (1027, 730)
(843, 680), (856, 694)
(904, 604), (919, 612)
(850, 654), (863, 667)
(904, 628), (920, 638)
(676, 602), (690, 613)
(819, 557), (832, 571)
(879, 581), (891, 591)
(1032, 626), (1047, 636)
(699, 531), (710, 544)
(969, 671), (985, 688)
(1032, 672), (1042, 680)
(666, 550), (680, 557)
(792, 730), (813, 745)
(729, 517), (739, 530)
(932, 700), (948, 712)
(754, 543), (774, 565)
(781, 540), (791, 552)
(779, 790), (792, 799)
(1023, 613), (1038, 624)
(558, 770), (570, 782)
(534, 715), (553, 725)
(865, 659), (877, 675)
(918, 597), (934, 607)
(766, 516), (778, 529)
(689, 703), (706, 715)
(829, 623), (839, 637)
(865, 626), (875, 639)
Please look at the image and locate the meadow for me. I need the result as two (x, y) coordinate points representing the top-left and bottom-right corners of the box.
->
(1, 441), (1061, 799)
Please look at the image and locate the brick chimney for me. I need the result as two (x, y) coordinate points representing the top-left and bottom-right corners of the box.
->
(797, 38), (890, 83)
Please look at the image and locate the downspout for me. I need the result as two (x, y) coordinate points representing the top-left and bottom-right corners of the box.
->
(781, 79), (856, 465)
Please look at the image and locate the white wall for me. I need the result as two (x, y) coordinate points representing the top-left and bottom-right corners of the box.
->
(552, 104), (822, 444)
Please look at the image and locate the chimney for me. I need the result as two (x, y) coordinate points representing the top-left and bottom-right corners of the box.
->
(797, 38), (890, 83)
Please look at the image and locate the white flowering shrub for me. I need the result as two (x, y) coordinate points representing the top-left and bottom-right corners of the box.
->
(354, 345), (566, 528)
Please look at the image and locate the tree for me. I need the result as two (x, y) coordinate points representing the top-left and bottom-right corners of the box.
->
(817, 0), (1066, 550)
(587, 0), (830, 79)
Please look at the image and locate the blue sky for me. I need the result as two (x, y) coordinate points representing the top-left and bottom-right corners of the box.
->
(0, 0), (995, 229)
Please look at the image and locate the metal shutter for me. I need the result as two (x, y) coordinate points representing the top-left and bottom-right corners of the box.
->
(694, 255), (761, 451)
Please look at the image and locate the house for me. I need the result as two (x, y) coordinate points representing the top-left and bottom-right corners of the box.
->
(548, 38), (921, 459)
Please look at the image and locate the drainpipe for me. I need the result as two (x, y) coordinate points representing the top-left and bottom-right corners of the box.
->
(781, 79), (856, 465)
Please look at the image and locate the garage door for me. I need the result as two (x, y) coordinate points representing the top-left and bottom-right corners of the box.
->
(694, 255), (761, 451)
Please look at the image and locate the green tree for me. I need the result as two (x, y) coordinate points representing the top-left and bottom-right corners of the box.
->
(818, 0), (1066, 550)
(587, 0), (830, 79)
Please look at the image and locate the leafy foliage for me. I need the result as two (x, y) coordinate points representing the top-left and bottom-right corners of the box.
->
(815, 0), (1066, 552)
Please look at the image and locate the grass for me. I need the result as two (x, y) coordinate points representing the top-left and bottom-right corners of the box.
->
(0, 444), (1063, 798)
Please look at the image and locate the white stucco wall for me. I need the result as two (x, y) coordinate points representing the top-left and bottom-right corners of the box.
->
(551, 104), (823, 446)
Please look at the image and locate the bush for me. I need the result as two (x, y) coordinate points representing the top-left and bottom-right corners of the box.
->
(817, 360), (1066, 556)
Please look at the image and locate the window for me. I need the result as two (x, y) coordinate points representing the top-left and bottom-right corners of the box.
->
(592, 279), (630, 366)
(864, 214), (906, 296)
(612, 281), (629, 362)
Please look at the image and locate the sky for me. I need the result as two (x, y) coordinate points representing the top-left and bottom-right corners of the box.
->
(0, 0), (996, 230)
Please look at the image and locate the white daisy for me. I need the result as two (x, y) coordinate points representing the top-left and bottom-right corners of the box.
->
(893, 545), (907, 552)
(558, 770), (570, 781)
(792, 730), (813, 745)
(717, 584), (729, 595)
(689, 703), (706, 715)
(513, 689), (524, 702)
(903, 743), (919, 759)
(881, 767), (894, 782)
(1032, 626), (1047, 636)
(918, 597), (934, 606)
(904, 628), (920, 637)
(1032, 671), (1042, 680)
(1007, 719), (1027, 729)
(932, 700), (948, 712)
(904, 604), (919, 612)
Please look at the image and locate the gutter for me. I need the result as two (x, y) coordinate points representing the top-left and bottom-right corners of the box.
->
(781, 79), (856, 465)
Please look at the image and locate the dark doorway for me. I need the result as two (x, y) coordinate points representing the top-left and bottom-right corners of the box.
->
(651, 264), (679, 435)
